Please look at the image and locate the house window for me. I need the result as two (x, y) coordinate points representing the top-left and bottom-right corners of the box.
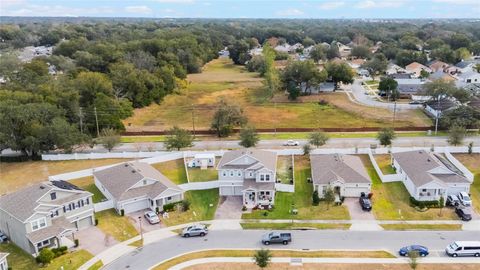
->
(85, 198), (90, 205)
(422, 189), (427, 192)
(50, 210), (59, 218)
(222, 171), (227, 177)
(260, 174), (265, 181)
(322, 186), (327, 195)
(37, 239), (50, 248)
(265, 174), (270, 181)
(31, 218), (47, 231)
(50, 192), (56, 200)
(237, 171), (242, 177)
(265, 191), (270, 195)
(143, 180), (147, 185)
(230, 170), (234, 177)
(249, 172), (253, 177)
(167, 196), (172, 201)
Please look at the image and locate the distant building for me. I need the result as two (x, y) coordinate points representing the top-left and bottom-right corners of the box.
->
(428, 60), (449, 72)
(394, 78), (425, 97)
(424, 99), (457, 118)
(405, 62), (432, 78)
(186, 153), (216, 169)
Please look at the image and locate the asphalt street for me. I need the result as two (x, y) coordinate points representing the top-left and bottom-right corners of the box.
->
(103, 230), (480, 270)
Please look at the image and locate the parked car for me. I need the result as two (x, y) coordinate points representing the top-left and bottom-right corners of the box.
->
(359, 192), (372, 211)
(144, 211), (160, 224)
(0, 231), (8, 243)
(181, 224), (208, 238)
(399, 245), (429, 257)
(458, 192), (472, 207)
(283, 140), (299, 146)
(409, 100), (424, 105)
(446, 194), (460, 207)
(262, 232), (292, 245)
(455, 206), (472, 221)
(445, 241), (480, 257)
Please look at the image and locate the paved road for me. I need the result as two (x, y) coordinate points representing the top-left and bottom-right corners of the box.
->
(103, 230), (480, 269)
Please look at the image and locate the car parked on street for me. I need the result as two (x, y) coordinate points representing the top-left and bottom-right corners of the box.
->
(446, 194), (460, 207)
(458, 192), (472, 207)
(0, 231), (8, 243)
(181, 224), (208, 238)
(144, 210), (160, 224)
(455, 206), (472, 221)
(262, 232), (292, 245)
(446, 241), (480, 257)
(283, 140), (299, 146)
(399, 245), (429, 257)
(359, 192), (372, 211)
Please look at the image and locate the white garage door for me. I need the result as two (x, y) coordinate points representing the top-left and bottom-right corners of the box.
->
(447, 187), (468, 197)
(343, 187), (370, 197)
(233, 186), (243, 196)
(122, 199), (149, 214)
(76, 216), (93, 230)
(220, 186), (243, 196)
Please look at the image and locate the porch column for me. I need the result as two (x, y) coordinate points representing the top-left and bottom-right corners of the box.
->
(254, 191), (257, 205)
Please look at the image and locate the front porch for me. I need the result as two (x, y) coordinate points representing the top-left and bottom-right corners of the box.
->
(416, 188), (446, 201)
(29, 229), (76, 255)
(242, 189), (275, 209)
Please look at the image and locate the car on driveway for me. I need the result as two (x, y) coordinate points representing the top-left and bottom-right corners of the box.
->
(144, 211), (160, 224)
(446, 194), (460, 207)
(283, 140), (299, 146)
(0, 231), (8, 243)
(181, 224), (208, 238)
(458, 192), (472, 207)
(455, 206), (472, 221)
(359, 192), (372, 211)
(399, 245), (429, 257)
(262, 232), (291, 245)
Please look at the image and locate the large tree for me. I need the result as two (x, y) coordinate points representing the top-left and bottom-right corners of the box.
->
(309, 131), (329, 148)
(325, 62), (355, 90)
(239, 126), (259, 148)
(378, 77), (399, 100)
(363, 54), (388, 80)
(440, 106), (480, 129)
(228, 39), (251, 65)
(351, 45), (371, 59)
(211, 99), (247, 137)
(164, 126), (194, 151)
(281, 60), (327, 96)
(309, 44), (326, 63)
(421, 79), (470, 102)
(377, 127), (396, 147)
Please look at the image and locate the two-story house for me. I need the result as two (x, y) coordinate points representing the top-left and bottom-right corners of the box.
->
(217, 150), (277, 208)
(0, 181), (94, 255)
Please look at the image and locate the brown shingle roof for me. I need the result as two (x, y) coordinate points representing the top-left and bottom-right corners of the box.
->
(310, 154), (371, 185)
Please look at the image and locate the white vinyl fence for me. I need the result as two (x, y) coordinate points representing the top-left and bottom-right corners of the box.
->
(275, 183), (295, 192)
(367, 149), (402, 183)
(178, 181), (220, 191)
(445, 152), (475, 182)
(94, 200), (114, 212)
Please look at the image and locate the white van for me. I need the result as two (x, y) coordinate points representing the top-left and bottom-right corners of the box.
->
(445, 241), (480, 257)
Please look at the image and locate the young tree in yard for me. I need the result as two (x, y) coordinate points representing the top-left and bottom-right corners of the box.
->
(36, 248), (54, 265)
(378, 77), (399, 101)
(211, 99), (247, 137)
(351, 45), (371, 59)
(254, 249), (272, 269)
(377, 128), (396, 147)
(165, 126), (194, 151)
(447, 124), (466, 146)
(408, 250), (420, 270)
(324, 186), (335, 210)
(303, 143), (312, 155)
(309, 131), (329, 148)
(362, 54), (388, 81)
(419, 69), (430, 79)
(325, 62), (355, 90)
(309, 44), (326, 63)
(312, 190), (320, 206)
(99, 128), (120, 152)
(239, 126), (259, 148)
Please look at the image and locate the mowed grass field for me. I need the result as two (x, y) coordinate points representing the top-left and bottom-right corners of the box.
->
(123, 58), (431, 131)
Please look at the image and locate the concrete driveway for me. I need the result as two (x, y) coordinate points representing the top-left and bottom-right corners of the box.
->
(214, 196), (243, 219)
(76, 226), (118, 255)
(128, 211), (165, 233)
(344, 198), (376, 220)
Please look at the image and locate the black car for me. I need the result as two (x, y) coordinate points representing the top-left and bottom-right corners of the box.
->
(0, 231), (8, 243)
(455, 207), (472, 221)
(359, 193), (372, 211)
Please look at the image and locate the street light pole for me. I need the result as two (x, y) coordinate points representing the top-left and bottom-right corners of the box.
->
(138, 216), (143, 245)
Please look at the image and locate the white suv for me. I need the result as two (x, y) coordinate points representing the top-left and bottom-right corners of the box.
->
(458, 192), (472, 207)
(283, 140), (299, 146)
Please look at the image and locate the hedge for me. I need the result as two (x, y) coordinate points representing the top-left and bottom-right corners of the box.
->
(409, 197), (440, 208)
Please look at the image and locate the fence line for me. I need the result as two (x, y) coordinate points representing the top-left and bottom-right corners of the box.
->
(367, 149), (402, 183)
(444, 152), (475, 182)
(94, 200), (114, 212)
(178, 181), (220, 191)
(275, 183), (295, 193)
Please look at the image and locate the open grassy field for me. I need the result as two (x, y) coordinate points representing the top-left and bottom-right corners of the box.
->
(452, 154), (480, 213)
(242, 156), (350, 220)
(123, 58), (431, 131)
(359, 155), (456, 220)
(276, 155), (293, 184)
(374, 154), (396, 175)
(183, 263), (480, 270)
(95, 209), (139, 242)
(0, 158), (129, 194)
(69, 176), (106, 203)
(151, 159), (188, 185)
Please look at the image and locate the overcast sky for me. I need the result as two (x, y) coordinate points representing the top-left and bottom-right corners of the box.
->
(1, 0), (479, 18)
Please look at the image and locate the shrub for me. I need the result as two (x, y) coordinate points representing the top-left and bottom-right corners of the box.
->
(163, 201), (182, 212)
(312, 190), (320, 206)
(120, 209), (125, 216)
(155, 207), (159, 214)
(242, 206), (247, 211)
(74, 239), (79, 247)
(36, 248), (54, 264)
(181, 200), (191, 212)
(51, 246), (67, 258)
(95, 218), (99, 226)
(409, 197), (440, 208)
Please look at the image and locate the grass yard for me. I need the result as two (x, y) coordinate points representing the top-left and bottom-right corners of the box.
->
(380, 224), (462, 231)
(123, 58), (431, 132)
(0, 243), (38, 269)
(187, 160), (219, 182)
(87, 260), (104, 270)
(0, 159), (130, 194)
(153, 249), (394, 270)
(95, 209), (139, 242)
(183, 263), (480, 270)
(242, 156), (350, 220)
(69, 176), (106, 203)
(276, 155), (294, 184)
(240, 222), (350, 230)
(452, 154), (480, 214)
(359, 155), (456, 220)
(374, 155), (396, 175)
(151, 159), (188, 184)
(160, 189), (219, 226)
(44, 250), (93, 270)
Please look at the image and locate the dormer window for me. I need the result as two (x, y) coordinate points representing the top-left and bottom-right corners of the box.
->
(50, 192), (56, 200)
(143, 180), (147, 185)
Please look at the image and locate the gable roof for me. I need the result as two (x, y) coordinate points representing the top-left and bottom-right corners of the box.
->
(392, 150), (469, 187)
(310, 154), (371, 185)
(0, 182), (90, 222)
(426, 99), (457, 111)
(93, 161), (181, 202)
(217, 150), (277, 173)
(428, 60), (449, 71)
(406, 62), (430, 71)
(455, 61), (473, 69)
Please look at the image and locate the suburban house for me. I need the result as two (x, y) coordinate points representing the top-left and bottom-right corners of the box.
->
(428, 60), (449, 72)
(456, 69), (480, 85)
(348, 58), (366, 69)
(0, 181), (94, 255)
(335, 42), (352, 58)
(310, 154), (372, 198)
(217, 150), (277, 208)
(392, 150), (471, 201)
(454, 61), (475, 74)
(93, 162), (184, 214)
(424, 99), (457, 118)
(405, 62), (432, 78)
(186, 153), (216, 169)
(429, 70), (457, 82)
(394, 78), (425, 97)
(386, 63), (407, 75)
(0, 253), (8, 270)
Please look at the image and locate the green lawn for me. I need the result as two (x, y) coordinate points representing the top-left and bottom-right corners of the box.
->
(276, 155), (294, 184)
(0, 243), (38, 270)
(374, 155), (396, 175)
(452, 154), (480, 214)
(360, 155), (456, 220)
(380, 224), (462, 231)
(161, 189), (219, 226)
(69, 176), (106, 203)
(240, 222), (350, 230)
(95, 209), (139, 242)
(44, 250), (93, 270)
(87, 260), (104, 270)
(187, 168), (218, 182)
(152, 159), (188, 184)
(242, 156), (350, 220)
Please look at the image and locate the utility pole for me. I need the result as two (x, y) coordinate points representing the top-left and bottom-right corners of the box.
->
(274, 102), (277, 137)
(79, 107), (84, 134)
(434, 98), (440, 135)
(191, 104), (196, 138)
(392, 100), (397, 129)
(94, 106), (100, 137)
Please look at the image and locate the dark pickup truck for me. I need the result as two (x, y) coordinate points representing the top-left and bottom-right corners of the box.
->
(261, 232), (292, 245)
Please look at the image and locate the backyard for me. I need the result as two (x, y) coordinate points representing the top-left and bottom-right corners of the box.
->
(276, 155), (294, 184)
(374, 154), (396, 175)
(69, 176), (106, 203)
(123, 58), (431, 132)
(95, 209), (139, 242)
(242, 156), (350, 220)
(359, 155), (456, 220)
(0, 158), (129, 194)
(187, 160), (219, 182)
(152, 159), (188, 185)
(453, 154), (480, 213)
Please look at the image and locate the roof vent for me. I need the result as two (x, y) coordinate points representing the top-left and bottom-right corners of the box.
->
(427, 158), (431, 162)
(40, 185), (45, 189)
(124, 163), (128, 167)
(131, 170), (136, 173)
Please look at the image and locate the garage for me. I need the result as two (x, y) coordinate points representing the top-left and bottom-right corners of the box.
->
(76, 216), (93, 230)
(122, 199), (149, 214)
(220, 186), (243, 196)
(342, 185), (370, 197)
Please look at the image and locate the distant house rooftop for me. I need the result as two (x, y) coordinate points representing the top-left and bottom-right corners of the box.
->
(426, 99), (456, 112)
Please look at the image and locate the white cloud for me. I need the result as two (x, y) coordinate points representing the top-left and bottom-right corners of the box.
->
(276, 8), (304, 16)
(355, 0), (407, 9)
(432, 0), (478, 4)
(1, 5), (114, 17)
(125, 5), (152, 14)
(155, 0), (195, 3)
(1, 0), (25, 7)
(318, 2), (345, 10)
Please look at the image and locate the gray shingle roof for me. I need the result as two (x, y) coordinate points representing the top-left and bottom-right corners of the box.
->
(310, 154), (371, 185)
(242, 179), (275, 191)
(26, 216), (75, 244)
(392, 150), (469, 187)
(217, 150), (277, 173)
